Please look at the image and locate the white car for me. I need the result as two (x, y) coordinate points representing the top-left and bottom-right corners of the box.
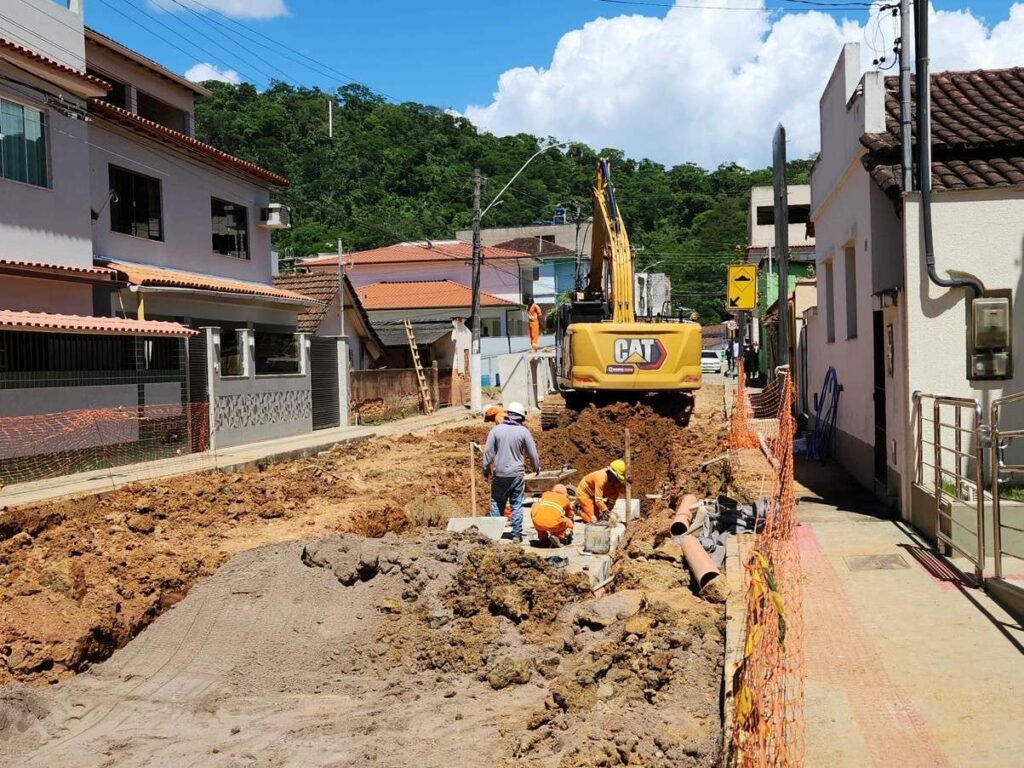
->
(700, 349), (724, 374)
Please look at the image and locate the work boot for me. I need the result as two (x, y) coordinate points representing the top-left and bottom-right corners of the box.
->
(547, 537), (562, 549)
(513, 535), (523, 544)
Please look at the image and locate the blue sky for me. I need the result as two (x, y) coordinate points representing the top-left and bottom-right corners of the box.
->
(81, 1), (1024, 166)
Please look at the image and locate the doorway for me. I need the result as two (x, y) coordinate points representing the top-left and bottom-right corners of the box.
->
(872, 311), (888, 489)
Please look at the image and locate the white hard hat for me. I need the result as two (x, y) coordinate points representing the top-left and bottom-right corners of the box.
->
(506, 401), (527, 417)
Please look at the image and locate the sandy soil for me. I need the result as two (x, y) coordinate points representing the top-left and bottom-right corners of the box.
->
(1, 385), (730, 767)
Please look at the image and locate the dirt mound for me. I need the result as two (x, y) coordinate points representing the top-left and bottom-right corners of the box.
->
(0, 423), (490, 687)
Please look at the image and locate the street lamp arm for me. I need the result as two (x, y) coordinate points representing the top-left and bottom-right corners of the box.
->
(480, 141), (572, 220)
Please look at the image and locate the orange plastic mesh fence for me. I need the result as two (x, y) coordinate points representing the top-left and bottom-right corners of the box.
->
(729, 360), (760, 450)
(729, 372), (805, 767)
(0, 402), (210, 487)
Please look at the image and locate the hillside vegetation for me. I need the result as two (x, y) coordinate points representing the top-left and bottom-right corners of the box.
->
(195, 82), (812, 322)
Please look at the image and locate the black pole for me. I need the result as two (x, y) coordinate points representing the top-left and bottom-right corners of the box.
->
(773, 124), (790, 368)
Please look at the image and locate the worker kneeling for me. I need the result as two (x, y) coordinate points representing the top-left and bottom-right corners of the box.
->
(576, 459), (626, 524)
(531, 483), (574, 547)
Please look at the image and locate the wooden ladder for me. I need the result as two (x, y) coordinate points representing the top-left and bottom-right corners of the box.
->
(403, 319), (435, 414)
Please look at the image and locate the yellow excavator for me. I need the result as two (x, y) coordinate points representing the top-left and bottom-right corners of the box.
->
(542, 158), (702, 428)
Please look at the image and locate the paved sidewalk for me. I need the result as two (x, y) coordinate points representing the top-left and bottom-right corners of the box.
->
(798, 459), (1024, 767)
(1, 407), (476, 509)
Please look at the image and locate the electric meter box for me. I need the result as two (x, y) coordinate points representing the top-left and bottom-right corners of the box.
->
(969, 296), (1012, 380)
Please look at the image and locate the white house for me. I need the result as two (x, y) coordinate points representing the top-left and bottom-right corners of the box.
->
(807, 43), (1024, 524)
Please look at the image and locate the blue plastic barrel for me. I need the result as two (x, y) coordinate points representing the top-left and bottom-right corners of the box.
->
(481, 374), (491, 387)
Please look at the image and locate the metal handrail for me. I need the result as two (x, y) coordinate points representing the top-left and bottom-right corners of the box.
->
(914, 391), (985, 582)
(988, 391), (1024, 581)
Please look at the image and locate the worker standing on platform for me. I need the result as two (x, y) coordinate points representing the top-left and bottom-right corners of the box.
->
(575, 459), (627, 523)
(531, 483), (574, 547)
(483, 401), (540, 543)
(527, 296), (543, 352)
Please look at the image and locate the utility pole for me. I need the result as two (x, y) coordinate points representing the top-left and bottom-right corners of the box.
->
(573, 200), (583, 293)
(773, 124), (790, 368)
(469, 169), (483, 412)
(337, 238), (345, 340)
(899, 0), (913, 192)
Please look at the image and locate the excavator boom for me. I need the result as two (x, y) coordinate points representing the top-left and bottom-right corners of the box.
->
(551, 158), (702, 406)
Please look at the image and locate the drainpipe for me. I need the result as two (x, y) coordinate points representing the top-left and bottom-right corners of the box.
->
(914, 0), (985, 298)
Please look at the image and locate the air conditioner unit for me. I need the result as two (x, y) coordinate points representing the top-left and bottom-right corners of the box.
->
(258, 203), (291, 229)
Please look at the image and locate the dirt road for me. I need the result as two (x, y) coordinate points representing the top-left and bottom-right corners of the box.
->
(1, 386), (730, 766)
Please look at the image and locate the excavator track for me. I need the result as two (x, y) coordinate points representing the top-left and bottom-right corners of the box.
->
(541, 395), (567, 430)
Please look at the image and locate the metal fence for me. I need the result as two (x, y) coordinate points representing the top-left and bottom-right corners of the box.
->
(989, 392), (1024, 590)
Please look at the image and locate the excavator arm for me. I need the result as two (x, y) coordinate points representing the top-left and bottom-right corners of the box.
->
(586, 158), (635, 323)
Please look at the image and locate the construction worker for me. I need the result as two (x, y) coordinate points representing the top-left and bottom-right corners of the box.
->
(531, 483), (574, 547)
(483, 401), (540, 543)
(575, 459), (627, 524)
(483, 405), (506, 425)
(526, 296), (543, 352)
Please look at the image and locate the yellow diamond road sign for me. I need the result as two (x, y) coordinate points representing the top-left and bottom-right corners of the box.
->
(727, 265), (756, 310)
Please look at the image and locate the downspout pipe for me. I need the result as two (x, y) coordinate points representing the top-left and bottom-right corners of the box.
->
(914, 0), (985, 299)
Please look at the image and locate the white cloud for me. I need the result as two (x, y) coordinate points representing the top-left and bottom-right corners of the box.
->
(149, 0), (288, 20)
(185, 62), (241, 83)
(465, 2), (1024, 167)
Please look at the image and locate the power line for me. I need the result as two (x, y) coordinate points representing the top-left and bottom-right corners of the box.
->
(178, 0), (403, 102)
(594, 0), (874, 11)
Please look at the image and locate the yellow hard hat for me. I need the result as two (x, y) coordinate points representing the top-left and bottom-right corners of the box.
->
(609, 459), (627, 481)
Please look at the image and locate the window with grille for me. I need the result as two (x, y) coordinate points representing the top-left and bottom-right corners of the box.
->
(109, 165), (163, 241)
(0, 97), (47, 188)
(211, 198), (249, 259)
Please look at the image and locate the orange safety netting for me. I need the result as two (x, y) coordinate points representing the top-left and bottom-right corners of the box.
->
(729, 360), (760, 450)
(0, 402), (209, 487)
(729, 372), (805, 768)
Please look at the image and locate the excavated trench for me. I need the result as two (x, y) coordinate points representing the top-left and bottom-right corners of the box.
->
(0, 386), (731, 767)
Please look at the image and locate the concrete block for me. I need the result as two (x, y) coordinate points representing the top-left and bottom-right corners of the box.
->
(611, 498), (641, 521)
(446, 516), (506, 540)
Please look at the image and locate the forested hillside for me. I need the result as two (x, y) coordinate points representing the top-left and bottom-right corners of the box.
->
(194, 82), (812, 322)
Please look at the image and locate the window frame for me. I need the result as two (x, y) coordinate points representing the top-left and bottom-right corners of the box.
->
(108, 164), (164, 242)
(844, 244), (858, 340)
(0, 95), (50, 189)
(210, 197), (250, 260)
(824, 259), (836, 344)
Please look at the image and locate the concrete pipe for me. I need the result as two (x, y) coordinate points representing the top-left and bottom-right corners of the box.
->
(680, 534), (720, 591)
(669, 494), (700, 537)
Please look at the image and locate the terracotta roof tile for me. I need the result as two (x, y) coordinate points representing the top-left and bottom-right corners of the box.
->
(0, 310), (195, 337)
(0, 258), (118, 279)
(301, 241), (529, 268)
(272, 273), (384, 357)
(861, 68), (1024, 196)
(98, 260), (318, 304)
(356, 280), (516, 311)
(90, 101), (289, 186)
(0, 36), (109, 96)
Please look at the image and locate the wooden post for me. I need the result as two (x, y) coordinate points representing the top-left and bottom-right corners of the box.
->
(624, 428), (632, 521)
(470, 443), (477, 516)
(431, 361), (440, 407)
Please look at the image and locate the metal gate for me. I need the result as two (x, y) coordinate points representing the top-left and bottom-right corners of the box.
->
(989, 392), (1024, 589)
(310, 337), (340, 430)
(186, 332), (210, 452)
(915, 392), (985, 582)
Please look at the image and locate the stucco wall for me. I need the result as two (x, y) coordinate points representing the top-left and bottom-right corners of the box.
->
(0, 70), (94, 270)
(902, 189), (1024, 510)
(0, 275), (92, 315)
(85, 40), (195, 118)
(88, 124), (273, 285)
(111, 291), (297, 329)
(3, 0), (84, 71)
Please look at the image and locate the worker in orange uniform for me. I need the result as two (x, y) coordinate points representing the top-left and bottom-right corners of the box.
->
(483, 405), (506, 425)
(575, 459), (627, 523)
(526, 296), (543, 352)
(531, 483), (574, 547)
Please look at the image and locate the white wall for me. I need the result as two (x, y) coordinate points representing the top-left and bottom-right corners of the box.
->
(902, 189), (1024, 508)
(85, 40), (195, 120)
(111, 291), (297, 329)
(0, 275), (92, 315)
(808, 42), (898, 490)
(89, 123), (273, 285)
(0, 67), (94, 272)
(748, 185), (814, 249)
(1, 0), (85, 71)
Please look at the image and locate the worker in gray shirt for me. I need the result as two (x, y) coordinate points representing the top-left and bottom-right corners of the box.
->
(482, 401), (541, 543)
